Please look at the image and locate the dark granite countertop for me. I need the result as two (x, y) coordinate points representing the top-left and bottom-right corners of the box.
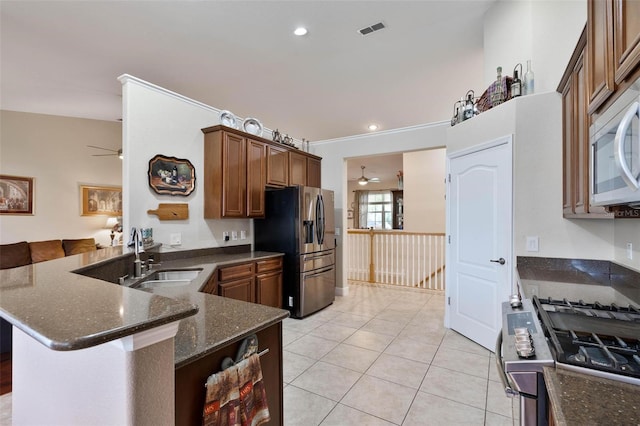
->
(544, 367), (640, 425)
(0, 246), (289, 367)
(516, 257), (640, 424)
(121, 251), (289, 368)
(0, 246), (198, 350)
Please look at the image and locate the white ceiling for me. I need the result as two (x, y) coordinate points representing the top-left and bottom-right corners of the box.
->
(0, 0), (494, 143)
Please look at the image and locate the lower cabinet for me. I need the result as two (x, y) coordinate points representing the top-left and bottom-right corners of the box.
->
(174, 322), (283, 426)
(204, 257), (284, 307)
(219, 277), (256, 303)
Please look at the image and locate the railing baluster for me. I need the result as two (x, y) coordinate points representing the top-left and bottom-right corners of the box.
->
(346, 230), (445, 290)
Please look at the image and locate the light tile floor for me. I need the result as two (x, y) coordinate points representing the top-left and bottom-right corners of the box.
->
(0, 282), (519, 426)
(283, 282), (519, 426)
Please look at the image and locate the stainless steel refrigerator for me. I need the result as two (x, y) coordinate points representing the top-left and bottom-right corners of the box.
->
(254, 186), (336, 318)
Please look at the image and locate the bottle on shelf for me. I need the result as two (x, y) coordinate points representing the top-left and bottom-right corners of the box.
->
(524, 60), (535, 95)
(511, 63), (522, 98)
(491, 66), (504, 107)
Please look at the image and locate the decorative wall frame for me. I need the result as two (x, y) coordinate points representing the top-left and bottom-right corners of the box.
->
(0, 175), (34, 215)
(148, 154), (196, 196)
(81, 185), (122, 216)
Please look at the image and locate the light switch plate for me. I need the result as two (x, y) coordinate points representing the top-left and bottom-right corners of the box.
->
(627, 243), (633, 260)
(170, 233), (182, 246)
(526, 236), (539, 252)
(240, 230), (247, 239)
(231, 231), (238, 241)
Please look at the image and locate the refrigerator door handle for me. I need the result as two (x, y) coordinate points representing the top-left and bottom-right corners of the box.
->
(303, 265), (334, 278)
(316, 194), (324, 245)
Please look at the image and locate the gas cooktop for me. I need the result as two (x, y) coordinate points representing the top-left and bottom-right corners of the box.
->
(534, 296), (640, 385)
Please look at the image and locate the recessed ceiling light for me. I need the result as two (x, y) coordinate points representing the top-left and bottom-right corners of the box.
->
(294, 27), (308, 36)
(368, 124), (379, 131)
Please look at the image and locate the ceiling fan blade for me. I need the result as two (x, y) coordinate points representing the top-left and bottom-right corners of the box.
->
(92, 153), (118, 157)
(87, 145), (118, 153)
(369, 178), (381, 182)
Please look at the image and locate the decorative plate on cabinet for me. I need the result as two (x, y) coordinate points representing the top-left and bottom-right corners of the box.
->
(243, 117), (263, 136)
(219, 110), (238, 129)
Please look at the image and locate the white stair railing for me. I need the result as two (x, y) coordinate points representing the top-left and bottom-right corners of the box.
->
(347, 229), (446, 290)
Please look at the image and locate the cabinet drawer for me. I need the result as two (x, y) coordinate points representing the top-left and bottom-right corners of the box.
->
(256, 257), (283, 273)
(218, 262), (254, 281)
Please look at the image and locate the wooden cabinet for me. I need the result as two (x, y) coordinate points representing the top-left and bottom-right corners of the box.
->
(255, 257), (283, 308)
(289, 151), (322, 187)
(247, 139), (266, 217)
(587, 0), (640, 114)
(613, 0), (640, 84)
(587, 0), (615, 114)
(559, 27), (609, 218)
(217, 262), (255, 303)
(266, 145), (289, 187)
(289, 151), (307, 186)
(209, 257), (284, 306)
(175, 322), (283, 426)
(203, 125), (322, 214)
(307, 157), (322, 188)
(203, 130), (246, 218)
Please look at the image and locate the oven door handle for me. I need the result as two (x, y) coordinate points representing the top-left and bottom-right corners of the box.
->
(495, 331), (520, 398)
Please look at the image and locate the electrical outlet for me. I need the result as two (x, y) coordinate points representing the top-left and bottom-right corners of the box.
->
(231, 231), (238, 241)
(223, 231), (229, 242)
(627, 243), (633, 260)
(526, 236), (539, 252)
(170, 233), (182, 246)
(240, 230), (247, 240)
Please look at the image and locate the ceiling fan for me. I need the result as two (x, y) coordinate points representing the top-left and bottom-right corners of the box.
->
(357, 165), (380, 186)
(88, 145), (123, 159)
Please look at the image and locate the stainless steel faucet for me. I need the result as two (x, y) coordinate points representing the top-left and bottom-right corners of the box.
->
(128, 227), (145, 278)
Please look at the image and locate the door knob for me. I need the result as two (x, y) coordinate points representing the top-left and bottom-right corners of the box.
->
(490, 258), (506, 265)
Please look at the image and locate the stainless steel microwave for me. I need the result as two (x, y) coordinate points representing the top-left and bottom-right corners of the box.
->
(590, 77), (640, 207)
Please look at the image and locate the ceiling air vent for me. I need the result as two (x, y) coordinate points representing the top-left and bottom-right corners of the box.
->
(358, 22), (385, 36)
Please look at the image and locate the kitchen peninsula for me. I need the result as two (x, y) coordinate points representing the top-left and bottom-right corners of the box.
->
(0, 244), (288, 425)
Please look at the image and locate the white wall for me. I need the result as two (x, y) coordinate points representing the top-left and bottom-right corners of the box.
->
(614, 220), (640, 270)
(483, 0), (587, 94)
(0, 110), (122, 246)
(120, 76), (250, 250)
(403, 148), (446, 233)
(446, 93), (614, 261)
(312, 123), (448, 293)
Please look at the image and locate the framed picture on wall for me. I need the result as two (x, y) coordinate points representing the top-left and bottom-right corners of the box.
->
(80, 185), (122, 216)
(0, 175), (34, 215)
(147, 154), (196, 196)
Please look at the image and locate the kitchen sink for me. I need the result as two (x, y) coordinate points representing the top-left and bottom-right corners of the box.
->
(152, 270), (202, 281)
(132, 269), (202, 289)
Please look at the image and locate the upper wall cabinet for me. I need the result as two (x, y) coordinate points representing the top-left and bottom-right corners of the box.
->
(613, 0), (640, 84)
(587, 0), (615, 114)
(587, 0), (640, 114)
(202, 125), (322, 218)
(560, 27), (608, 218)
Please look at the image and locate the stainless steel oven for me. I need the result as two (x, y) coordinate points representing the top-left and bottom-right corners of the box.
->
(496, 299), (554, 426)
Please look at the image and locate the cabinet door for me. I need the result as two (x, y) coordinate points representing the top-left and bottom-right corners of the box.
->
(200, 274), (217, 294)
(289, 152), (307, 186)
(266, 145), (288, 187)
(246, 139), (266, 217)
(306, 157), (322, 188)
(218, 262), (254, 281)
(562, 73), (575, 215)
(256, 271), (283, 308)
(219, 277), (255, 303)
(613, 0), (640, 83)
(574, 53), (588, 215)
(587, 0), (615, 114)
(222, 132), (246, 217)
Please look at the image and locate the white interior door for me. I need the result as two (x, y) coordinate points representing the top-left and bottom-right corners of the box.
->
(446, 136), (512, 351)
